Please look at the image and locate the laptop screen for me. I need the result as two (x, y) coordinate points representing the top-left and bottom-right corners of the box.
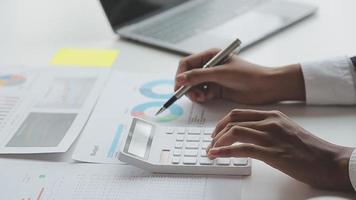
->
(100, 0), (189, 30)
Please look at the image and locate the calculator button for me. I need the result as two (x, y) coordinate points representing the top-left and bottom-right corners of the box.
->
(199, 157), (214, 165)
(185, 142), (199, 149)
(233, 158), (248, 166)
(216, 158), (231, 165)
(184, 149), (198, 157)
(183, 157), (197, 165)
(202, 135), (212, 142)
(188, 128), (201, 135)
(187, 135), (200, 142)
(176, 127), (186, 134)
(175, 142), (183, 149)
(166, 128), (174, 134)
(172, 157), (181, 164)
(203, 128), (214, 135)
(173, 149), (182, 156)
(201, 142), (210, 149)
(200, 150), (207, 157)
(176, 135), (185, 141)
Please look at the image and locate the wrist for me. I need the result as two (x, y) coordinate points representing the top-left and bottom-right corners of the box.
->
(265, 64), (306, 102)
(332, 146), (354, 190)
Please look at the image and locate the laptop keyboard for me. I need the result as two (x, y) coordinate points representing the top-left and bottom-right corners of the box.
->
(132, 0), (265, 44)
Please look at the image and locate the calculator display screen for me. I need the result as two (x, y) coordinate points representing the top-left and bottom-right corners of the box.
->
(125, 120), (153, 159)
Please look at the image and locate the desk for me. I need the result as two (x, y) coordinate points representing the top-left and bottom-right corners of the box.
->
(0, 0), (356, 199)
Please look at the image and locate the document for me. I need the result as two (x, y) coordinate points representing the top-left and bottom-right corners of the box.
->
(72, 71), (236, 164)
(51, 48), (119, 67)
(0, 67), (110, 153)
(0, 161), (242, 200)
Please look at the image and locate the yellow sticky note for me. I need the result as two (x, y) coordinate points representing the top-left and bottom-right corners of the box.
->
(51, 48), (119, 68)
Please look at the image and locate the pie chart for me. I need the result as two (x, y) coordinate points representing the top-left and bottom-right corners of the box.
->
(131, 101), (183, 123)
(139, 80), (174, 99)
(0, 74), (26, 87)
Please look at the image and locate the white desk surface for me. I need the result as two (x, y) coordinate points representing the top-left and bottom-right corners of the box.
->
(1, 0), (356, 199)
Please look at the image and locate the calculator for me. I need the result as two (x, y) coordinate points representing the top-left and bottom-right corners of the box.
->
(118, 118), (251, 175)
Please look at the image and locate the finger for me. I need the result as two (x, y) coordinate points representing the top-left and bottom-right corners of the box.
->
(192, 84), (221, 102)
(233, 121), (270, 132)
(207, 122), (239, 153)
(212, 109), (270, 137)
(211, 122), (237, 145)
(175, 49), (220, 90)
(213, 120), (267, 140)
(202, 84), (221, 101)
(186, 89), (204, 102)
(208, 144), (274, 161)
(193, 88), (207, 102)
(176, 66), (224, 88)
(180, 83), (220, 103)
(210, 122), (263, 150)
(176, 49), (220, 76)
(213, 126), (269, 148)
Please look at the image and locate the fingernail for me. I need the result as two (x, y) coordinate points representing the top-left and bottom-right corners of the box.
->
(209, 148), (219, 154)
(207, 148), (219, 159)
(211, 131), (216, 138)
(176, 74), (187, 83)
(206, 144), (212, 153)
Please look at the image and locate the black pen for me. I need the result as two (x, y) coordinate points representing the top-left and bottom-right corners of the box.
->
(155, 38), (242, 116)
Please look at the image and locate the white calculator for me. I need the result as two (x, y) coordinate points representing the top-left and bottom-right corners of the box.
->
(118, 118), (251, 175)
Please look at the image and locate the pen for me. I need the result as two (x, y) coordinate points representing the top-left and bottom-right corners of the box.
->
(155, 38), (242, 116)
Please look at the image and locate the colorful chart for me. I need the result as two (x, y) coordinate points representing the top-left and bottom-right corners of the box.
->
(0, 74), (26, 87)
(131, 101), (183, 123)
(139, 80), (174, 99)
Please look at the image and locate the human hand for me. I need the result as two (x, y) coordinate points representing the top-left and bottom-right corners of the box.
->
(207, 109), (354, 190)
(175, 49), (305, 104)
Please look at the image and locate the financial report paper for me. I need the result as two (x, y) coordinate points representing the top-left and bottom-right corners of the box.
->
(0, 160), (242, 200)
(0, 66), (110, 153)
(72, 71), (238, 164)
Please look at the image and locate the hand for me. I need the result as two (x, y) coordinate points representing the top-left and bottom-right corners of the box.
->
(207, 109), (354, 191)
(175, 49), (305, 104)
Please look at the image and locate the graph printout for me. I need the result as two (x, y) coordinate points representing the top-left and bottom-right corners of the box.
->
(0, 67), (110, 153)
(72, 71), (237, 164)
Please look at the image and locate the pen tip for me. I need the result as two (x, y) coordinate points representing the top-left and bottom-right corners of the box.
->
(155, 107), (165, 116)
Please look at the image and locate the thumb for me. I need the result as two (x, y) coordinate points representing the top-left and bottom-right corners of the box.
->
(176, 67), (221, 86)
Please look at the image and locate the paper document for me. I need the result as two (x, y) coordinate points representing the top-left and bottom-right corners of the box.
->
(0, 67), (110, 153)
(51, 48), (119, 67)
(72, 71), (236, 163)
(0, 161), (242, 200)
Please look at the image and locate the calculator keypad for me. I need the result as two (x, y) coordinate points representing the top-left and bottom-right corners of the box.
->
(199, 157), (214, 165)
(184, 149), (198, 157)
(216, 158), (231, 165)
(173, 149), (182, 156)
(183, 157), (197, 165)
(175, 142), (183, 149)
(168, 127), (248, 167)
(172, 157), (180, 164)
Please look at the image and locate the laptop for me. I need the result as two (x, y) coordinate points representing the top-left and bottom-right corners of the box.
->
(100, 0), (317, 54)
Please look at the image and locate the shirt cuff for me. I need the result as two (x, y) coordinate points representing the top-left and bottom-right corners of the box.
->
(349, 149), (356, 191)
(351, 56), (356, 70)
(301, 56), (356, 105)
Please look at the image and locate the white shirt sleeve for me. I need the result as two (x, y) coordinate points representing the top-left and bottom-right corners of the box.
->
(301, 56), (356, 191)
(349, 149), (356, 191)
(301, 56), (356, 105)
